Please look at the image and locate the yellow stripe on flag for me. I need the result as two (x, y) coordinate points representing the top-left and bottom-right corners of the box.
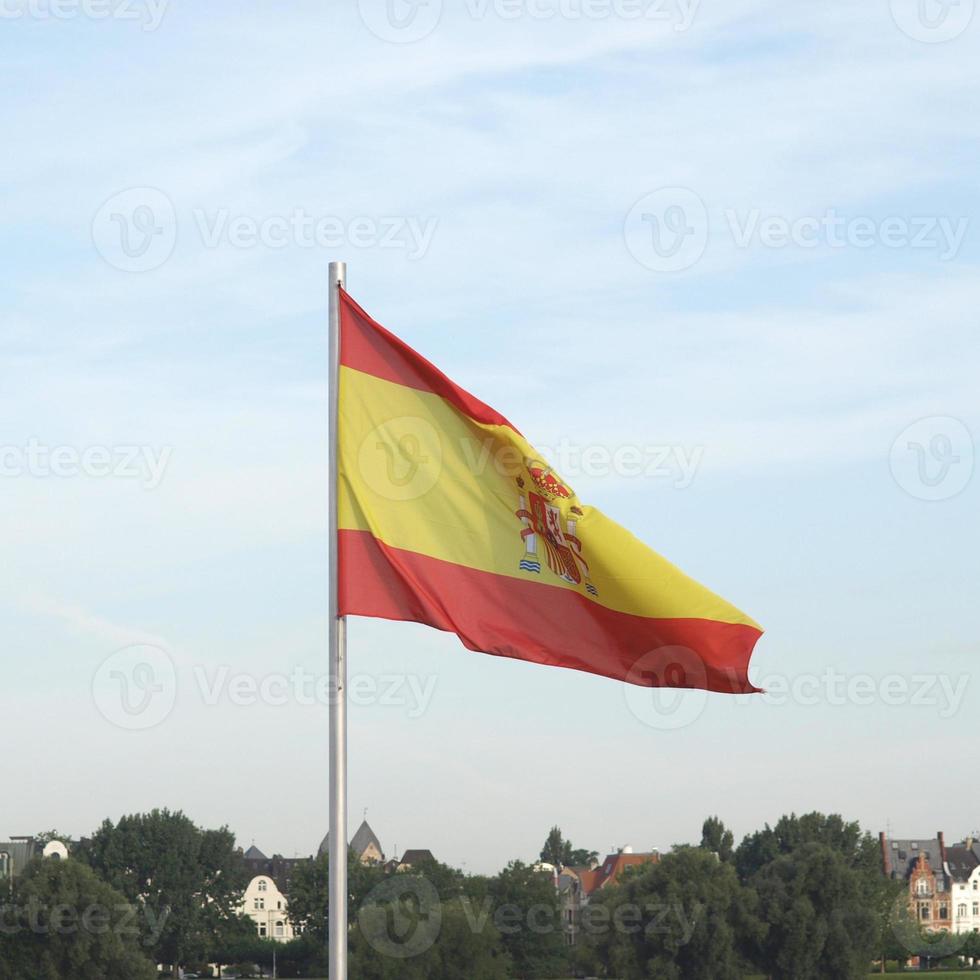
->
(339, 365), (759, 628)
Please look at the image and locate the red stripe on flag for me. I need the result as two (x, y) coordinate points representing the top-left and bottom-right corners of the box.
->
(339, 529), (762, 695)
(339, 290), (520, 432)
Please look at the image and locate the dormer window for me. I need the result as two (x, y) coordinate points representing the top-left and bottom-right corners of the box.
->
(258, 879), (268, 892)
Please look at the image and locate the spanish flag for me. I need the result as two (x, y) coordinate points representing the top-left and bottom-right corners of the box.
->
(338, 291), (761, 694)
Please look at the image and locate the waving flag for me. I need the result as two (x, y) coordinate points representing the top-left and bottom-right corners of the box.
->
(337, 290), (761, 694)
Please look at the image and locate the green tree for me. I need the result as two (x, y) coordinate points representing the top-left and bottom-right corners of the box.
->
(286, 849), (387, 939)
(578, 846), (759, 980)
(351, 895), (510, 979)
(540, 826), (566, 868)
(750, 841), (879, 979)
(700, 816), (734, 863)
(539, 826), (597, 869)
(32, 831), (70, 848)
(568, 845), (600, 867)
(485, 860), (568, 978)
(0, 859), (156, 980)
(872, 876), (911, 971)
(78, 808), (248, 970)
(735, 812), (878, 880)
(961, 928), (980, 963)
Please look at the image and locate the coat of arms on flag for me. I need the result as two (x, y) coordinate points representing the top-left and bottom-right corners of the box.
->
(515, 460), (599, 597)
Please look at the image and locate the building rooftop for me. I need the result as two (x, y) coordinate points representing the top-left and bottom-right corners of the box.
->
(318, 819), (384, 862)
(399, 849), (435, 867)
(946, 846), (979, 883)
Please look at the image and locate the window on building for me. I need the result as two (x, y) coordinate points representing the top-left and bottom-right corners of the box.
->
(0, 853), (9, 879)
(254, 898), (265, 910)
(940, 905), (948, 919)
(258, 879), (268, 892)
(973, 903), (979, 916)
(277, 901), (282, 909)
(959, 904), (968, 917)
(275, 922), (284, 936)
(259, 924), (267, 937)
(920, 905), (930, 920)
(917, 879), (929, 895)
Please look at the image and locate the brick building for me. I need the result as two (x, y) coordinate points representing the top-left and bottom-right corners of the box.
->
(880, 832), (952, 931)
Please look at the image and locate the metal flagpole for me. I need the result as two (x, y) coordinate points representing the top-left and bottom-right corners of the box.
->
(327, 260), (348, 980)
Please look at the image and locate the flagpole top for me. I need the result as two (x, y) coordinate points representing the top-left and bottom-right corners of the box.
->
(329, 261), (347, 288)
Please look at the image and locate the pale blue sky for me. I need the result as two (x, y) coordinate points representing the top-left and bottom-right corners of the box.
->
(2, 1), (978, 872)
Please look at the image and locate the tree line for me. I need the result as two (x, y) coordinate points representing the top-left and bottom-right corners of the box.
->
(1, 808), (973, 978)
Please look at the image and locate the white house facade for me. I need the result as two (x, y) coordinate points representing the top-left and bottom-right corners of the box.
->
(949, 842), (980, 934)
(241, 874), (294, 942)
